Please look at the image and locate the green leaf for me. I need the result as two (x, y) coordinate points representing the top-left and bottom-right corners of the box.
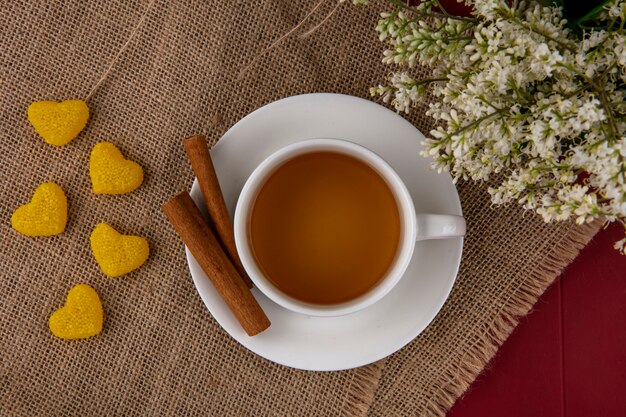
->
(571, 0), (611, 25)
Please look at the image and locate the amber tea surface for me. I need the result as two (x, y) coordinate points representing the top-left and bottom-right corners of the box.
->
(249, 151), (401, 304)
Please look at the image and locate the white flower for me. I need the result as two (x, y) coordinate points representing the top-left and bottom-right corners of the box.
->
(615, 237), (626, 255)
(370, 0), (626, 253)
(615, 34), (626, 66)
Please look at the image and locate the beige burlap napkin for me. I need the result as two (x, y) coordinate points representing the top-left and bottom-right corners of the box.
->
(0, 1), (600, 415)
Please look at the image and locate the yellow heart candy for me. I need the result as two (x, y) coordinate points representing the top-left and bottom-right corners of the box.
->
(49, 284), (103, 340)
(11, 182), (68, 236)
(28, 100), (89, 146)
(90, 223), (149, 277)
(90, 142), (144, 194)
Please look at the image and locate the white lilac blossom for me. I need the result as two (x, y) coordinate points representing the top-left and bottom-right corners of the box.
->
(368, 0), (626, 253)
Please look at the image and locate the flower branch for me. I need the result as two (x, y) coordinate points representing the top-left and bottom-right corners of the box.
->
(362, 0), (626, 253)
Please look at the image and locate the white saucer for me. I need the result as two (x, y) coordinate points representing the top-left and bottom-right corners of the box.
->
(186, 93), (463, 371)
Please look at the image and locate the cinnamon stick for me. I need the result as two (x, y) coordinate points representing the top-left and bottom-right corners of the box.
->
(183, 135), (253, 289)
(161, 191), (270, 336)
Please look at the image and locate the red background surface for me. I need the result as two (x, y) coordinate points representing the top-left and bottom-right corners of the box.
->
(448, 222), (626, 417)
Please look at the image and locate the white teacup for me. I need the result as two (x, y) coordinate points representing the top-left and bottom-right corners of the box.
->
(234, 138), (466, 317)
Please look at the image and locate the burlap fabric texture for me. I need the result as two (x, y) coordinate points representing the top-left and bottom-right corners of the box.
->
(0, 1), (601, 416)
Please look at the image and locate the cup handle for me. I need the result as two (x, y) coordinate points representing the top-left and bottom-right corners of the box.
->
(415, 214), (466, 241)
